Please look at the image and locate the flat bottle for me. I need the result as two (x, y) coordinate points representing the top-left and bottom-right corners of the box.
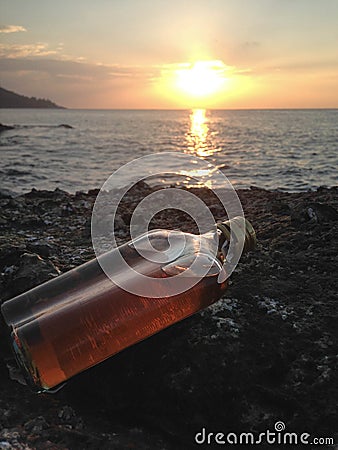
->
(1, 217), (256, 392)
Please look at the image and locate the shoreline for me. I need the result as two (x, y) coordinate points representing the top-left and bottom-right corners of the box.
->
(0, 184), (337, 448)
(1, 183), (337, 199)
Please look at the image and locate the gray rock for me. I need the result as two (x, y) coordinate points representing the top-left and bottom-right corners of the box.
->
(0, 189), (14, 200)
(26, 242), (53, 258)
(0, 186), (337, 449)
(3, 253), (60, 299)
(0, 123), (14, 133)
(0, 245), (27, 273)
(291, 201), (338, 225)
(57, 123), (73, 129)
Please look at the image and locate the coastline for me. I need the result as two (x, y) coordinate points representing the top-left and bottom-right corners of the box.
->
(0, 184), (337, 449)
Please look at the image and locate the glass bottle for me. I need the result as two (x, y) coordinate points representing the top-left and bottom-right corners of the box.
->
(1, 217), (256, 392)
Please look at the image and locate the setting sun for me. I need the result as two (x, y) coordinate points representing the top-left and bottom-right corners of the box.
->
(175, 61), (228, 98)
(156, 60), (233, 108)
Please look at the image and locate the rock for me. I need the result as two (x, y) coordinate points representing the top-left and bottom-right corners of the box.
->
(0, 216), (7, 226)
(24, 187), (70, 199)
(291, 201), (338, 225)
(87, 188), (100, 197)
(61, 202), (75, 216)
(26, 242), (53, 258)
(306, 202), (338, 222)
(24, 416), (49, 433)
(0, 189), (14, 199)
(2, 253), (61, 299)
(0, 123), (14, 133)
(57, 123), (73, 129)
(268, 200), (291, 215)
(0, 186), (337, 449)
(0, 245), (27, 272)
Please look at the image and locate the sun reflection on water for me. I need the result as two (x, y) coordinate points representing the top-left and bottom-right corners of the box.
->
(187, 109), (208, 157)
(177, 109), (222, 187)
(186, 109), (220, 158)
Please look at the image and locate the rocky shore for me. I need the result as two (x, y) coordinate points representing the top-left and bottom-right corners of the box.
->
(0, 184), (337, 449)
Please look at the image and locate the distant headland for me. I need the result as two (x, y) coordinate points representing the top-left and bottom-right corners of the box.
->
(0, 86), (65, 109)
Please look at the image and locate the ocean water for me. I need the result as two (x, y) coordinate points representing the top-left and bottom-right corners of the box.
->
(0, 109), (337, 194)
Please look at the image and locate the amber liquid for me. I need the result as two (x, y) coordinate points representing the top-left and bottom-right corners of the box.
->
(3, 240), (227, 391)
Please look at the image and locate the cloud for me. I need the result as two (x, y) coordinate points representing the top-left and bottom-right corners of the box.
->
(0, 25), (27, 33)
(0, 57), (160, 82)
(0, 56), (164, 107)
(0, 56), (250, 90)
(251, 56), (338, 77)
(0, 55), (256, 107)
(159, 60), (250, 78)
(0, 43), (59, 58)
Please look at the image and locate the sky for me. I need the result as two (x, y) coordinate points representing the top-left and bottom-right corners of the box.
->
(1, 0), (338, 109)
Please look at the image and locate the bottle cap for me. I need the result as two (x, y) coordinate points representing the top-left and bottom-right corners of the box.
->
(217, 217), (256, 253)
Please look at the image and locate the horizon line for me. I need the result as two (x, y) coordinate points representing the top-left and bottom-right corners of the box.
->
(1, 106), (338, 111)
(18, 107), (338, 111)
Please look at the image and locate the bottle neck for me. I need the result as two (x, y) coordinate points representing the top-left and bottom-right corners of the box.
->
(216, 217), (256, 256)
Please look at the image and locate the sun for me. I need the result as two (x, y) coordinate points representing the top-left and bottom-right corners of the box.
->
(174, 60), (228, 98)
(155, 59), (232, 107)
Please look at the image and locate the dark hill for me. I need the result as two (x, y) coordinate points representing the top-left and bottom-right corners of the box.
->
(0, 86), (64, 109)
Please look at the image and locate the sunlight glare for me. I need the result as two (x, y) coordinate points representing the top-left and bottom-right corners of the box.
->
(175, 61), (227, 98)
(187, 109), (208, 157)
(156, 59), (233, 108)
(186, 109), (220, 157)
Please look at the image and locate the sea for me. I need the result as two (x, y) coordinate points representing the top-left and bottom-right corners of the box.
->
(0, 108), (337, 194)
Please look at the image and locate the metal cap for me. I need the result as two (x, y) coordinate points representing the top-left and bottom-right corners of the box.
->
(217, 216), (256, 253)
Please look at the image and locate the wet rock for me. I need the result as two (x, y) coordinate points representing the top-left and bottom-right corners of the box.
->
(126, 180), (154, 201)
(0, 123), (14, 133)
(83, 217), (92, 238)
(3, 253), (61, 299)
(24, 416), (49, 433)
(0, 215), (8, 226)
(306, 202), (338, 222)
(0, 189), (14, 199)
(291, 201), (338, 225)
(87, 188), (100, 197)
(0, 186), (337, 449)
(57, 405), (83, 430)
(0, 429), (30, 450)
(26, 241), (53, 258)
(0, 245), (27, 272)
(57, 123), (73, 129)
(61, 202), (75, 216)
(5, 213), (45, 232)
(24, 188), (70, 200)
(92, 212), (125, 234)
(268, 200), (291, 215)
